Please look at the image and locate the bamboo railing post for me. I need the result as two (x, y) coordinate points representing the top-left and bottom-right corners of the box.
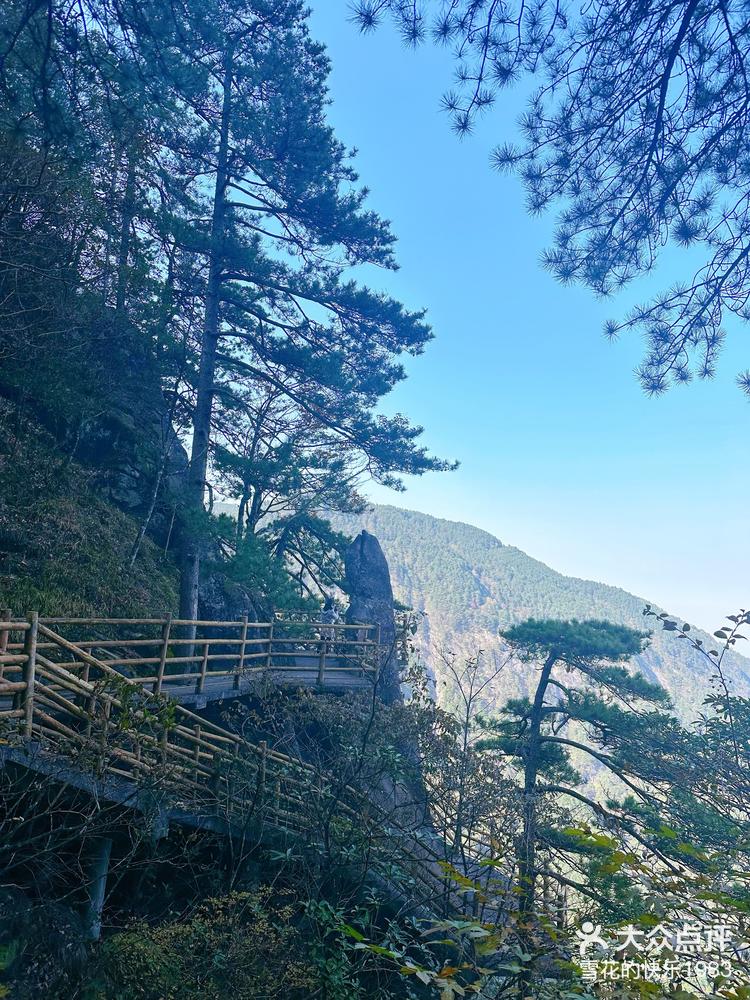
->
(0, 615), (466, 892)
(209, 750), (221, 799)
(265, 621), (274, 674)
(367, 623), (380, 677)
(228, 740), (239, 800)
(0, 608), (9, 653)
(86, 694), (96, 738)
(74, 623), (90, 706)
(20, 612), (38, 737)
(193, 726), (202, 797)
(0, 608), (10, 682)
(153, 613), (172, 694)
(97, 700), (111, 776)
(196, 641), (209, 694)
(234, 614), (248, 691)
(317, 633), (327, 686)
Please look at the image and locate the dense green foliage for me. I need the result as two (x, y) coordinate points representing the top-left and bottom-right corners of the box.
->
(0, 0), (452, 621)
(502, 618), (651, 667)
(480, 620), (674, 988)
(0, 676), (522, 1000)
(477, 614), (750, 995)
(84, 892), (314, 1000)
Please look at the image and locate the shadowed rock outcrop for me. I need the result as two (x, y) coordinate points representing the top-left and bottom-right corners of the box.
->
(344, 529), (401, 704)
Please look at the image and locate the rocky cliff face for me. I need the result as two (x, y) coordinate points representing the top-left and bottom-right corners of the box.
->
(329, 505), (750, 721)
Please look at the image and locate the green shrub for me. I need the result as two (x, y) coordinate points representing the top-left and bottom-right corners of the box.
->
(84, 891), (315, 1000)
(83, 931), (179, 1000)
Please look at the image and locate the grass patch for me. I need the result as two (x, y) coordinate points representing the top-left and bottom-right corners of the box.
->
(0, 419), (177, 618)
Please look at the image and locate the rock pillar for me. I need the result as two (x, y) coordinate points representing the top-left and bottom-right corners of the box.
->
(344, 530), (400, 704)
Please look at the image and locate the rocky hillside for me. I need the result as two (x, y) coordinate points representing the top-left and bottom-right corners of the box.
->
(329, 505), (750, 720)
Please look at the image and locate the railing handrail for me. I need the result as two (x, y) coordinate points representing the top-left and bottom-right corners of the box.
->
(36, 614), (377, 630)
(2, 622), (349, 823)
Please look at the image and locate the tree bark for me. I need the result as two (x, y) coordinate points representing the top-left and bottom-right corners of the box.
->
(130, 258), (181, 568)
(517, 651), (556, 997)
(247, 485), (263, 534)
(179, 48), (233, 625)
(114, 154), (136, 323)
(236, 487), (249, 547)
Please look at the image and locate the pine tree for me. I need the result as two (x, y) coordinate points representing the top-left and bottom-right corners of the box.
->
(162, 0), (453, 619)
(1, 0), (453, 616)
(356, 1), (750, 396)
(479, 618), (695, 992)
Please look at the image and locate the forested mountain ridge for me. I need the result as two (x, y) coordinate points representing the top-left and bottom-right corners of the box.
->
(329, 504), (750, 718)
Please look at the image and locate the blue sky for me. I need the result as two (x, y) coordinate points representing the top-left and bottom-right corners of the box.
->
(309, 5), (749, 632)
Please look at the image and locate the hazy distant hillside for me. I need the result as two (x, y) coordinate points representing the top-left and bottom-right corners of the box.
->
(330, 505), (750, 720)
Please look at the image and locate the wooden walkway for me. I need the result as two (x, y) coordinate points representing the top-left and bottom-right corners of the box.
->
(0, 613), (385, 827)
(0, 613), (498, 923)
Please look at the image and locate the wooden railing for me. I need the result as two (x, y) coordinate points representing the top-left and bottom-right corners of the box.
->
(0, 613), (481, 914)
(0, 614), (381, 835)
(2, 614), (380, 701)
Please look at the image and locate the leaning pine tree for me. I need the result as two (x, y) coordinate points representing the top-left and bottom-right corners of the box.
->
(479, 619), (711, 996)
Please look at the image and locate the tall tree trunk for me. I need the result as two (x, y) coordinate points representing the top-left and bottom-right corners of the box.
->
(114, 154), (136, 324)
(179, 49), (233, 626)
(247, 486), (263, 534)
(517, 651), (556, 998)
(452, 693), (472, 860)
(129, 253), (179, 568)
(236, 487), (250, 547)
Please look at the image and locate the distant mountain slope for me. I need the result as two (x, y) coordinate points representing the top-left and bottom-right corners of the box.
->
(329, 505), (750, 719)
